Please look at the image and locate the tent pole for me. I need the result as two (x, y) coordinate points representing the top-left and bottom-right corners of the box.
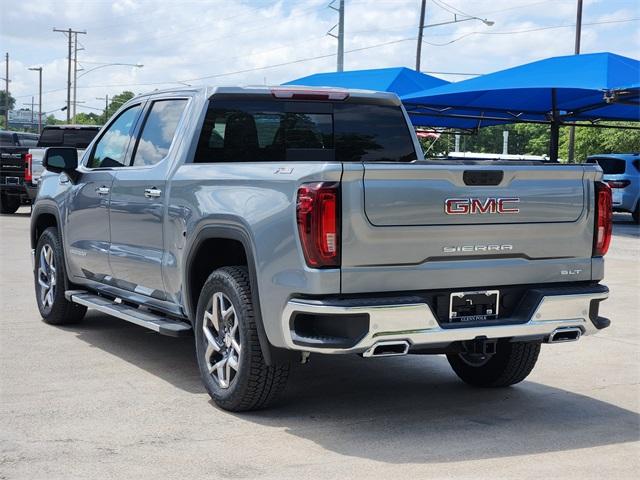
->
(549, 88), (560, 162)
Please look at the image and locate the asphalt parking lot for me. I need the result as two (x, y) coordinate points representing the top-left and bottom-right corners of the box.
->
(1, 208), (638, 480)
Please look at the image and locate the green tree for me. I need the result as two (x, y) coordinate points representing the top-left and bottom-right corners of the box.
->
(44, 114), (63, 126)
(73, 112), (103, 125)
(0, 90), (16, 116)
(105, 91), (135, 121)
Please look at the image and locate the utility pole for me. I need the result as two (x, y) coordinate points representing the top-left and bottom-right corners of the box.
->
(416, 0), (427, 71)
(567, 0), (583, 162)
(28, 67), (43, 134)
(53, 27), (86, 124)
(328, 0), (345, 72)
(4, 52), (8, 129)
(72, 33), (78, 121)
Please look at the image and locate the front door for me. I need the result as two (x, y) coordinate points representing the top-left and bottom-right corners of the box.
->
(108, 97), (189, 300)
(64, 103), (144, 283)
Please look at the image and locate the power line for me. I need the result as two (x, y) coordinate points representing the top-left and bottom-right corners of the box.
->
(422, 17), (639, 46)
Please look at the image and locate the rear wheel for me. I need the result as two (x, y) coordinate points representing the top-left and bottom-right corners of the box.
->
(0, 194), (20, 214)
(195, 266), (290, 411)
(633, 203), (639, 224)
(447, 340), (541, 387)
(35, 227), (87, 325)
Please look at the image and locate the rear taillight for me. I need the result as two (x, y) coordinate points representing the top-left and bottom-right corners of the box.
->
(24, 153), (32, 183)
(606, 180), (630, 188)
(593, 181), (612, 257)
(296, 182), (340, 268)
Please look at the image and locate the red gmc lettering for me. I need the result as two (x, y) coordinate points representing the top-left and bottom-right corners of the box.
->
(445, 197), (520, 215)
(497, 197), (520, 214)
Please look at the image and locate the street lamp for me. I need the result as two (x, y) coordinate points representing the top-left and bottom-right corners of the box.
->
(28, 66), (43, 134)
(416, 1), (494, 71)
(73, 62), (143, 120)
(77, 62), (143, 80)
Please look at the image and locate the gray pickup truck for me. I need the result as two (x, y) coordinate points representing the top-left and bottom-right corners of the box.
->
(31, 86), (612, 411)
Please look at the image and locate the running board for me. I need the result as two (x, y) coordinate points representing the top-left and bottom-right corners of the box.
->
(65, 291), (192, 337)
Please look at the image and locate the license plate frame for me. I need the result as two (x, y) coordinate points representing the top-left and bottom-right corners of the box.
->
(449, 290), (500, 322)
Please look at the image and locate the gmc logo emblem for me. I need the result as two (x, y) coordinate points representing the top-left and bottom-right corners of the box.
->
(444, 197), (520, 215)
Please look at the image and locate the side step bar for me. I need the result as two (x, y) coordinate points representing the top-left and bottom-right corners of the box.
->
(66, 291), (192, 337)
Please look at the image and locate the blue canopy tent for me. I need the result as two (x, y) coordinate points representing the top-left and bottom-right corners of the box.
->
(402, 52), (640, 160)
(284, 66), (448, 96)
(283, 67), (495, 129)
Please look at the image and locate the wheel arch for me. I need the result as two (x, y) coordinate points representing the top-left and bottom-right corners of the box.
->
(183, 224), (276, 365)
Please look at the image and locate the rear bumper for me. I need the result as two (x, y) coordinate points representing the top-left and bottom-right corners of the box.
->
(281, 284), (609, 354)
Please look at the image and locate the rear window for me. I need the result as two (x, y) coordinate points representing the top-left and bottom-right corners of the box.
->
(589, 157), (626, 174)
(37, 128), (100, 148)
(0, 132), (16, 146)
(17, 134), (38, 147)
(194, 98), (416, 163)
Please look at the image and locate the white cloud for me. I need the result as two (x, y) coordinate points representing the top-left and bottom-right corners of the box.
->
(1, 0), (638, 119)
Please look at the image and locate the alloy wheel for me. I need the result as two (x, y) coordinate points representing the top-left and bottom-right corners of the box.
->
(202, 292), (241, 389)
(38, 244), (56, 310)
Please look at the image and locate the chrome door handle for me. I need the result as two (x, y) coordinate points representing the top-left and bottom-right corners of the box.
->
(96, 186), (110, 196)
(144, 187), (162, 198)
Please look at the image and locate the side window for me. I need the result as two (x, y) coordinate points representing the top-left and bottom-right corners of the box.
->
(87, 104), (142, 168)
(131, 99), (188, 167)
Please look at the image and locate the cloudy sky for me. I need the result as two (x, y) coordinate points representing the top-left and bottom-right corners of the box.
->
(2, 0), (638, 119)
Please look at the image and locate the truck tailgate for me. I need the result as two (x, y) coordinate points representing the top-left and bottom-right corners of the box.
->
(341, 162), (601, 294)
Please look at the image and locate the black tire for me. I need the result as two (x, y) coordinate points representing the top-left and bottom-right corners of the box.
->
(633, 204), (639, 224)
(35, 227), (87, 325)
(0, 194), (20, 214)
(195, 266), (290, 412)
(447, 340), (541, 387)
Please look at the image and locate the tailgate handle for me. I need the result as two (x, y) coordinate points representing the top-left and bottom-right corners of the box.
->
(463, 170), (503, 186)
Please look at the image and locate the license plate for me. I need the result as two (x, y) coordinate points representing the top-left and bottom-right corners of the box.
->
(5, 176), (19, 185)
(449, 290), (499, 322)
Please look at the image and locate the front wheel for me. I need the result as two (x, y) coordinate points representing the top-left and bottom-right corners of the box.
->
(35, 227), (87, 325)
(633, 203), (639, 224)
(447, 340), (541, 387)
(195, 266), (290, 411)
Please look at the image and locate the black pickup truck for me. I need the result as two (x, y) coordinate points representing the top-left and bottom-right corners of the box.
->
(0, 131), (39, 213)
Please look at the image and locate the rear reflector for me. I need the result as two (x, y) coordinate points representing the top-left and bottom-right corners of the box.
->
(271, 88), (349, 101)
(24, 153), (32, 183)
(606, 180), (630, 188)
(593, 181), (612, 257)
(296, 182), (340, 268)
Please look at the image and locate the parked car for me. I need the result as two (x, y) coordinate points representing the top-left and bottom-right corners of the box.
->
(27, 125), (100, 199)
(587, 154), (639, 223)
(0, 130), (39, 213)
(31, 86), (612, 411)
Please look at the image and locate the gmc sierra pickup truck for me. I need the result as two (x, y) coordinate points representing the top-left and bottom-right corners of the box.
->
(31, 86), (612, 411)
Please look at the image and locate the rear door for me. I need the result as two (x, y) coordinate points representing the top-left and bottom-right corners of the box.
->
(108, 97), (189, 299)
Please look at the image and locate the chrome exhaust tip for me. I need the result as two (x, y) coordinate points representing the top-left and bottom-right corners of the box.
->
(548, 327), (582, 343)
(363, 341), (410, 357)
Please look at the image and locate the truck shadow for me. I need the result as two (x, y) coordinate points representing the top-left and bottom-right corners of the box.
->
(66, 312), (639, 464)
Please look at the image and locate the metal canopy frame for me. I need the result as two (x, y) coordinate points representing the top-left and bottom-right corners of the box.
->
(405, 87), (640, 161)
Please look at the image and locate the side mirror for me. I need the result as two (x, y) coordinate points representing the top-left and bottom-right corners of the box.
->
(42, 147), (78, 174)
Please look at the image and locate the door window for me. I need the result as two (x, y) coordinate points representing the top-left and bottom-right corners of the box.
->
(132, 99), (188, 167)
(87, 104), (142, 168)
